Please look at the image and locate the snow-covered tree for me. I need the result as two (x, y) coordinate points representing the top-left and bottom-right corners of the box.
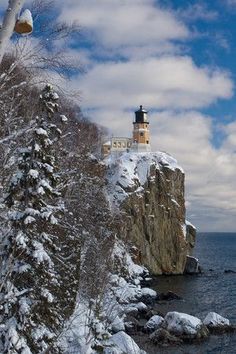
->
(0, 85), (80, 353)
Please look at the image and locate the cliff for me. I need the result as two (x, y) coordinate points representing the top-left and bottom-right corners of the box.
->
(105, 151), (196, 275)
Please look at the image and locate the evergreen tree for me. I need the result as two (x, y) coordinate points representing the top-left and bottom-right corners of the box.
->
(0, 85), (80, 353)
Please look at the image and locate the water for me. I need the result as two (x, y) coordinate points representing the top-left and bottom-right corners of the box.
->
(134, 232), (236, 353)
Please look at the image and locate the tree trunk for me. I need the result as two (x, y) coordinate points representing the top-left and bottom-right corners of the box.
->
(0, 0), (25, 65)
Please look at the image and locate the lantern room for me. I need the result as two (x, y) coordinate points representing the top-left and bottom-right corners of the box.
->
(134, 105), (149, 124)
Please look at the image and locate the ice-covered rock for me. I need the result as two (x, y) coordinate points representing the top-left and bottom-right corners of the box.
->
(163, 311), (205, 337)
(105, 331), (145, 354)
(203, 312), (230, 327)
(144, 315), (164, 332)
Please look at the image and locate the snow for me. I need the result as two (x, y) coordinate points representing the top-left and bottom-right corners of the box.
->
(50, 215), (58, 225)
(163, 311), (202, 335)
(16, 232), (28, 248)
(28, 169), (39, 179)
(105, 151), (183, 206)
(145, 315), (164, 331)
(25, 208), (40, 217)
(41, 289), (54, 303)
(115, 280), (142, 304)
(10, 171), (23, 185)
(18, 9), (33, 27)
(43, 163), (53, 173)
(105, 331), (145, 354)
(58, 302), (96, 354)
(141, 287), (157, 298)
(19, 297), (31, 315)
(39, 179), (52, 192)
(203, 312), (230, 327)
(32, 241), (52, 264)
(135, 302), (148, 312)
(113, 241), (146, 278)
(186, 220), (196, 230)
(111, 316), (125, 333)
(181, 223), (187, 239)
(35, 128), (48, 136)
(37, 186), (45, 195)
(24, 216), (36, 225)
(60, 115), (68, 122)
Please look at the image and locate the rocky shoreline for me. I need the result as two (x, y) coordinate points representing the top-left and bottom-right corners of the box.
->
(103, 261), (236, 354)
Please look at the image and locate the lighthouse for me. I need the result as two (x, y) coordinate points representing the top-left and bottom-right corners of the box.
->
(132, 105), (151, 152)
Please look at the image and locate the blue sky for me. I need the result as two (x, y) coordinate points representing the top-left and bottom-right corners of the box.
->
(1, 0), (236, 231)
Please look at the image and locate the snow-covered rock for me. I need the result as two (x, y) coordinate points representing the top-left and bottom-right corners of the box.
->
(163, 311), (203, 336)
(105, 331), (145, 354)
(144, 315), (164, 332)
(203, 312), (230, 327)
(141, 288), (157, 298)
(111, 317), (125, 333)
(135, 302), (148, 312)
(105, 151), (183, 206)
(140, 287), (157, 304)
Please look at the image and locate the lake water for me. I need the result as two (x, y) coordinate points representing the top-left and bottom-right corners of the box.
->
(135, 232), (236, 353)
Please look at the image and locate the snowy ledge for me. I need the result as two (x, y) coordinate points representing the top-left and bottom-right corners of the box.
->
(105, 151), (184, 206)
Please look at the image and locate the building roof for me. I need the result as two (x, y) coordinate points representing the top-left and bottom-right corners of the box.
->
(135, 105), (147, 114)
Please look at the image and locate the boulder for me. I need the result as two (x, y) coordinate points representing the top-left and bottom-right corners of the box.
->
(124, 316), (143, 334)
(203, 312), (229, 327)
(203, 312), (235, 334)
(184, 256), (200, 274)
(105, 331), (145, 354)
(163, 311), (209, 341)
(144, 315), (164, 333)
(111, 317), (125, 333)
(150, 328), (182, 346)
(140, 287), (157, 305)
(124, 306), (139, 317)
(135, 302), (148, 313)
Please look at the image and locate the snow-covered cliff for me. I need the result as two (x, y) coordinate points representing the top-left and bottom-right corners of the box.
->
(105, 151), (196, 275)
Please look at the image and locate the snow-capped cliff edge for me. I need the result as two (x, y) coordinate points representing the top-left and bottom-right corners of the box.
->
(105, 151), (196, 275)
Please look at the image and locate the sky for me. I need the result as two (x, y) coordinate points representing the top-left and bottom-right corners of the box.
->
(1, 0), (236, 232)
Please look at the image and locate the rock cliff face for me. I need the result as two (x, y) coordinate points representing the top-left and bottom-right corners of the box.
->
(106, 151), (196, 275)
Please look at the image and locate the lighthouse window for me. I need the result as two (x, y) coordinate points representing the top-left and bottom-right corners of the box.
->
(118, 142), (121, 147)
(146, 140), (149, 144)
(140, 132), (144, 137)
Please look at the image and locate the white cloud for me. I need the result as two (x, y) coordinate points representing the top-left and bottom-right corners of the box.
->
(58, 0), (189, 58)
(179, 3), (218, 21)
(150, 111), (236, 231)
(73, 56), (232, 111)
